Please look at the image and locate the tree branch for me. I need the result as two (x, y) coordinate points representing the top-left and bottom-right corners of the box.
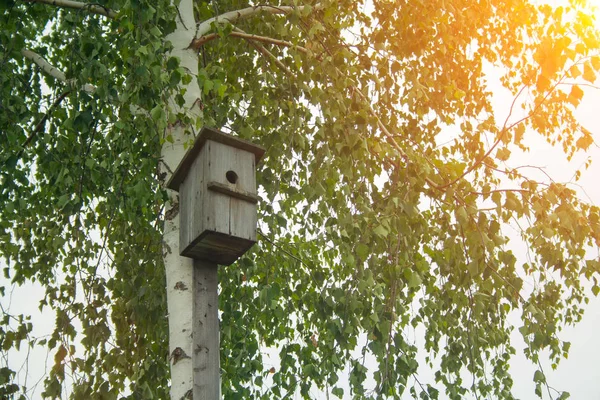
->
(232, 31), (309, 53)
(21, 49), (96, 93)
(21, 0), (117, 19)
(435, 85), (528, 190)
(21, 49), (67, 82)
(194, 4), (320, 45)
(191, 31), (309, 54)
(19, 49), (149, 156)
(22, 48), (150, 116)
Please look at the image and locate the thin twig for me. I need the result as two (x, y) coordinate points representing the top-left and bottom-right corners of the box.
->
(234, 27), (294, 76)
(437, 84), (528, 190)
(15, 90), (70, 161)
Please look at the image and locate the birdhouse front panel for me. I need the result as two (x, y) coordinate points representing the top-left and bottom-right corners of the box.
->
(203, 140), (257, 241)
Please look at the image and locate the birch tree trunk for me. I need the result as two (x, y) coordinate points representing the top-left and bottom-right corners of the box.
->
(162, 0), (201, 398)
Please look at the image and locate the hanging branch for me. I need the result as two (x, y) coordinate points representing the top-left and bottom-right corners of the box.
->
(21, 0), (117, 18)
(22, 47), (150, 118)
(21, 49), (68, 82)
(15, 90), (71, 161)
(18, 49), (147, 160)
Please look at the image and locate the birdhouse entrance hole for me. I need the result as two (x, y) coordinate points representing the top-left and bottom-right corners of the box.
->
(226, 170), (238, 184)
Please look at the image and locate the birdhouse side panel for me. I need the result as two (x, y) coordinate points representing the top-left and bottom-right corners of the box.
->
(179, 151), (205, 255)
(191, 151), (207, 245)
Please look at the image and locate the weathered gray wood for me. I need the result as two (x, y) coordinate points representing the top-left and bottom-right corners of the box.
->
(229, 149), (257, 242)
(191, 149), (204, 247)
(205, 140), (233, 236)
(172, 127), (262, 264)
(180, 149), (205, 256)
(193, 260), (220, 400)
(207, 181), (259, 204)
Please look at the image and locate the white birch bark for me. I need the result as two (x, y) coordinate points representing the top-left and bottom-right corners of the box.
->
(22, 0), (117, 18)
(162, 0), (201, 398)
(21, 49), (96, 94)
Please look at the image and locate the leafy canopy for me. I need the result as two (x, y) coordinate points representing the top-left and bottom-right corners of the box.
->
(1, 0), (600, 398)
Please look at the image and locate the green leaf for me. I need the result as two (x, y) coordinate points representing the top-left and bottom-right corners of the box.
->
(373, 224), (388, 238)
(533, 370), (545, 383)
(356, 243), (370, 260)
(57, 194), (70, 209)
(150, 105), (165, 122)
(203, 80), (214, 95)
(404, 269), (422, 289)
(456, 206), (468, 224)
(576, 129), (594, 150)
(453, 89), (466, 99)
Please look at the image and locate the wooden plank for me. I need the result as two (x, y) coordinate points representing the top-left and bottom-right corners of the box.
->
(204, 141), (232, 236)
(193, 260), (220, 399)
(179, 149), (203, 254)
(191, 150), (205, 246)
(229, 149), (257, 242)
(179, 154), (193, 252)
(207, 181), (258, 204)
(182, 231), (255, 265)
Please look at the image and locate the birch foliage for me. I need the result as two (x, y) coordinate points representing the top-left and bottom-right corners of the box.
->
(1, 0), (600, 398)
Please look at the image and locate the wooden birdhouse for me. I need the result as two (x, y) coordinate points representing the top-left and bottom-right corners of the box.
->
(167, 127), (265, 265)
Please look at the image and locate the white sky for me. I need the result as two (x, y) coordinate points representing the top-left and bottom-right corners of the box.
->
(490, 65), (600, 399)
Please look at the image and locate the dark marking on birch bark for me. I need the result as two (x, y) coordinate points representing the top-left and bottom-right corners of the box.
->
(175, 281), (188, 291)
(170, 347), (191, 365)
(165, 201), (179, 220)
(162, 241), (172, 257)
(195, 344), (209, 355)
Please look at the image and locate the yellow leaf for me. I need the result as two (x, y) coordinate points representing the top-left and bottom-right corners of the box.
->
(583, 63), (596, 83)
(454, 89), (466, 100)
(568, 85), (584, 107)
(496, 147), (511, 161)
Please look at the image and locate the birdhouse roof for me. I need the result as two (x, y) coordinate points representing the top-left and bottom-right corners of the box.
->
(166, 127), (265, 191)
